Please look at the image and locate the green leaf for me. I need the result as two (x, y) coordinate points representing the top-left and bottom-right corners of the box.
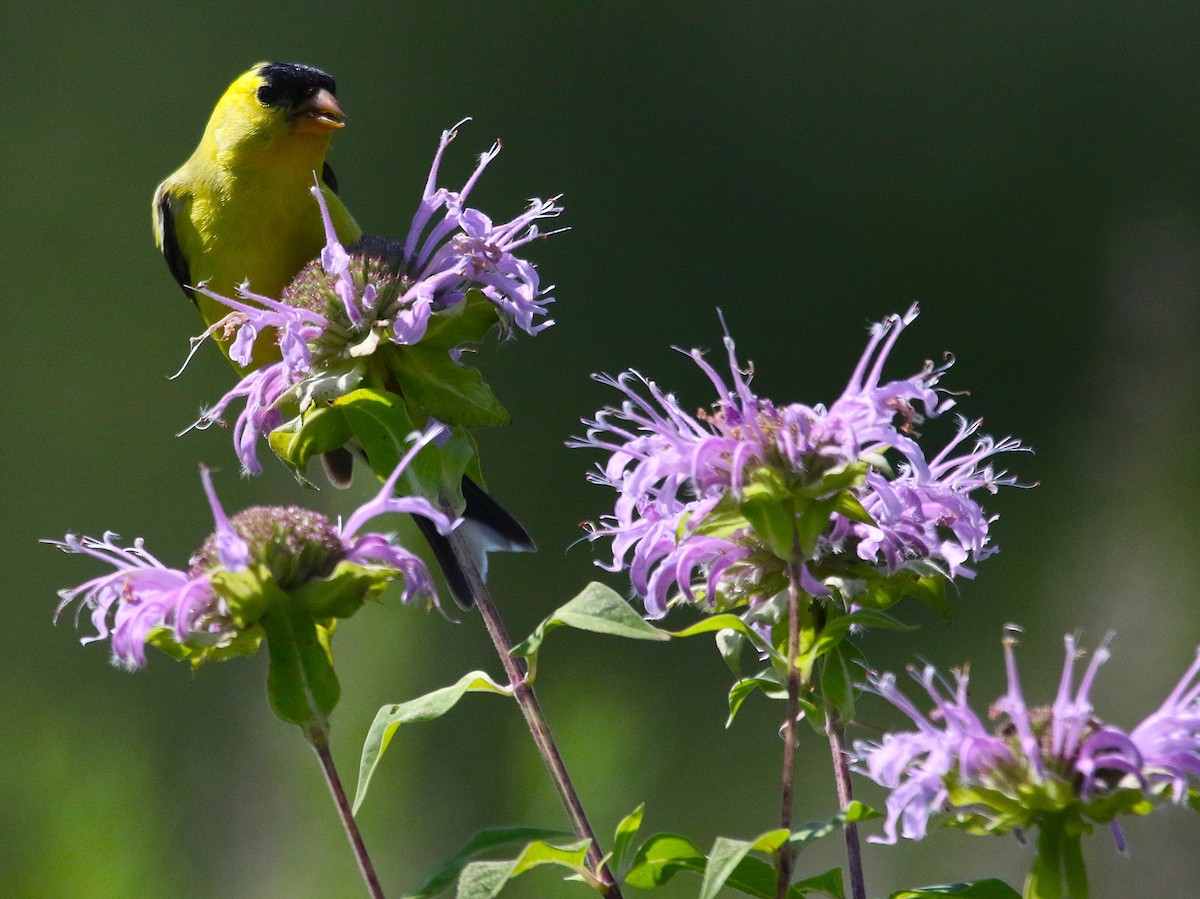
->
(830, 489), (874, 526)
(727, 675), (785, 726)
(505, 840), (593, 881)
(716, 626), (747, 674)
(295, 358), (366, 410)
(611, 805), (645, 880)
(353, 671), (511, 814)
(623, 832), (785, 897)
(819, 643), (862, 725)
(720, 856), (782, 898)
(669, 614), (779, 661)
(268, 404), (353, 482)
(455, 840), (594, 899)
(420, 288), (503, 350)
(144, 621), (263, 667)
(904, 574), (952, 620)
(389, 343), (510, 429)
(454, 862), (511, 899)
(258, 594), (340, 729)
(511, 582), (669, 667)
(794, 493), (842, 558)
(699, 830), (788, 899)
(789, 803), (882, 853)
(888, 880), (1021, 899)
(839, 607), (914, 632)
(805, 460), (869, 496)
(291, 560), (394, 620)
(739, 480), (798, 561)
(788, 866), (845, 898)
(402, 827), (575, 899)
(623, 834), (706, 890)
(333, 389), (479, 511)
(334, 387), (420, 475)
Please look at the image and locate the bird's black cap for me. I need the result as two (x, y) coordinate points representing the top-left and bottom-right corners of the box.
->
(256, 62), (337, 109)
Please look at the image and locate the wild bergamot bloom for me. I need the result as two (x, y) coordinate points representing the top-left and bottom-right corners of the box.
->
(181, 119), (564, 476)
(576, 306), (1027, 618)
(853, 631), (1200, 857)
(48, 428), (455, 676)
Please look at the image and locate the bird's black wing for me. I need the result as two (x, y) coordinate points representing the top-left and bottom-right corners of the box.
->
(155, 188), (196, 305)
(321, 161), (339, 195)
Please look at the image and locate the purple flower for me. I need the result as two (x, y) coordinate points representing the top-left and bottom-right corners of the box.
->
(181, 121), (564, 474)
(575, 307), (1027, 617)
(854, 631), (1200, 848)
(1130, 648), (1200, 803)
(48, 427), (457, 670)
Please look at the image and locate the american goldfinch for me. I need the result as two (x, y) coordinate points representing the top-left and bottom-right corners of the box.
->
(153, 61), (361, 363)
(152, 63), (533, 607)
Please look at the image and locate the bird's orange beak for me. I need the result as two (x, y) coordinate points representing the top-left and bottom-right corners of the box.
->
(292, 89), (346, 134)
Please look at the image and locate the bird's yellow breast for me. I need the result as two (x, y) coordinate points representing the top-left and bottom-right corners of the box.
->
(153, 63), (361, 367)
(160, 150), (360, 329)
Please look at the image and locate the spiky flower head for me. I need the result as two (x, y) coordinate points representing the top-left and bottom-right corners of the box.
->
(575, 307), (1027, 618)
(853, 631), (1200, 850)
(47, 428), (455, 672)
(182, 120), (564, 476)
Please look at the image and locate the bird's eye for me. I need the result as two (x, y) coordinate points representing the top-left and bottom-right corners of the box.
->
(256, 84), (278, 107)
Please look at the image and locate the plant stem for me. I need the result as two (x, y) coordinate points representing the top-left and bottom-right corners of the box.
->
(824, 710), (866, 899)
(309, 725), (386, 899)
(776, 569), (803, 899)
(447, 528), (624, 898)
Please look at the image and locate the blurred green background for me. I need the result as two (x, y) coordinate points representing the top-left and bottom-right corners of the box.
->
(6, 3), (1200, 897)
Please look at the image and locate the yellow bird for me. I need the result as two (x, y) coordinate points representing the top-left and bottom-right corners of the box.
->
(153, 62), (361, 363)
(152, 63), (534, 607)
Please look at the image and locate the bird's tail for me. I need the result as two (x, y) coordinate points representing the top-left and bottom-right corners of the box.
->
(414, 476), (536, 609)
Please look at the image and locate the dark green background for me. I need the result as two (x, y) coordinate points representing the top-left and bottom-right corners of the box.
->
(5, 4), (1200, 897)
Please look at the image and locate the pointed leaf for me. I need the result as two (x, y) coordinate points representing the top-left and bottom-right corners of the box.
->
(669, 614), (780, 661)
(699, 831), (788, 899)
(258, 595), (339, 729)
(819, 643), (859, 725)
(269, 404), (353, 482)
(794, 493), (841, 558)
(839, 608), (914, 632)
(719, 856), (781, 898)
(506, 839), (593, 880)
(404, 827), (574, 899)
(334, 388), (477, 507)
(904, 574), (952, 620)
(727, 675), (785, 727)
(611, 805), (645, 879)
(716, 627), (747, 674)
(334, 387), (421, 480)
(831, 489), (874, 526)
(455, 840), (593, 899)
(623, 834), (706, 890)
(511, 582), (669, 664)
(454, 861), (511, 898)
(354, 671), (511, 814)
(624, 832), (782, 897)
(790, 803), (882, 853)
(420, 288), (503, 350)
(788, 866), (845, 898)
(389, 344), (510, 429)
(888, 880), (1021, 899)
(740, 488), (798, 561)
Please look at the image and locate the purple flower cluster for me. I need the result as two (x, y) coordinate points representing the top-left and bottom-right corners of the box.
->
(48, 428), (456, 669)
(577, 307), (1026, 617)
(184, 121), (563, 474)
(854, 632), (1200, 847)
